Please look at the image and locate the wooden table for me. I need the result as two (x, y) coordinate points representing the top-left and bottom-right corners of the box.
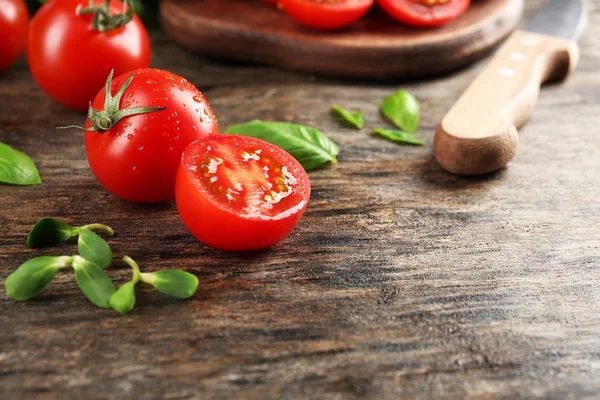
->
(1, 1), (599, 398)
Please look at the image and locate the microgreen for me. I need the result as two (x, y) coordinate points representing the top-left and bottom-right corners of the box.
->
(5, 256), (73, 301)
(78, 230), (112, 269)
(8, 222), (198, 313)
(109, 256), (198, 314)
(27, 218), (114, 247)
(72, 255), (116, 308)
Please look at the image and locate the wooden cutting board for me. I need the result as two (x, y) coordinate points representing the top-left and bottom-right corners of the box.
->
(160, 0), (524, 79)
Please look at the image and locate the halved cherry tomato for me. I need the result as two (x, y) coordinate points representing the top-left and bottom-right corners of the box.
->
(176, 135), (311, 251)
(280, 0), (374, 31)
(0, 0), (29, 73)
(85, 69), (218, 204)
(378, 0), (470, 27)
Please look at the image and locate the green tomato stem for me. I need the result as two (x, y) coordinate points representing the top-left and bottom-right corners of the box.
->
(86, 71), (167, 134)
(79, 0), (135, 32)
(75, 223), (115, 236)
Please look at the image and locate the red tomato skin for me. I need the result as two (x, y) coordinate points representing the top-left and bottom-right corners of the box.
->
(28, 0), (151, 111)
(378, 0), (470, 27)
(0, 0), (29, 72)
(176, 136), (311, 251)
(280, 0), (374, 31)
(85, 69), (218, 204)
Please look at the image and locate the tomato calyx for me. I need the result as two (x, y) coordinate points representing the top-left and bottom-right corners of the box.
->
(79, 0), (134, 32)
(61, 70), (166, 134)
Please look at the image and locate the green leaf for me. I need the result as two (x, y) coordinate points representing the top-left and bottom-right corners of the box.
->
(380, 90), (420, 133)
(109, 280), (137, 314)
(5, 256), (72, 301)
(27, 218), (115, 247)
(72, 256), (116, 308)
(0, 142), (41, 186)
(78, 230), (112, 269)
(373, 128), (424, 146)
(331, 105), (365, 129)
(27, 218), (75, 247)
(140, 270), (199, 299)
(224, 120), (339, 171)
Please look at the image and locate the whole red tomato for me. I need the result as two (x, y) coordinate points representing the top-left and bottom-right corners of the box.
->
(176, 135), (311, 251)
(378, 0), (470, 27)
(0, 0), (29, 73)
(279, 0), (374, 31)
(28, 0), (150, 111)
(84, 69), (218, 204)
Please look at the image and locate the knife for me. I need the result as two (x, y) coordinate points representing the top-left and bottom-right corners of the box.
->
(433, 0), (586, 175)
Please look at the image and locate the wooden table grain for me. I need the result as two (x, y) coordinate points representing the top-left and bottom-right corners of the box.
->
(1, 1), (599, 399)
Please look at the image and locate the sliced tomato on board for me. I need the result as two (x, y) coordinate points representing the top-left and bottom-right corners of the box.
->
(176, 135), (311, 251)
(280, 0), (374, 31)
(378, 0), (470, 27)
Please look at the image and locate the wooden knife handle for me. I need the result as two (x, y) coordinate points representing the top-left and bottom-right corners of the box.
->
(434, 30), (580, 175)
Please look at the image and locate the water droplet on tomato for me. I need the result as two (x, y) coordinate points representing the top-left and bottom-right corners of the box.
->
(193, 96), (203, 103)
(127, 134), (133, 140)
(204, 109), (209, 116)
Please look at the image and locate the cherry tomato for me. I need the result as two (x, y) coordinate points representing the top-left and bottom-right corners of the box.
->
(280, 0), (374, 31)
(176, 135), (311, 251)
(0, 0), (29, 73)
(85, 69), (218, 204)
(28, 0), (151, 111)
(378, 0), (470, 27)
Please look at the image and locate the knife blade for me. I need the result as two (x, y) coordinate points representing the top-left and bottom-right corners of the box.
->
(433, 0), (586, 176)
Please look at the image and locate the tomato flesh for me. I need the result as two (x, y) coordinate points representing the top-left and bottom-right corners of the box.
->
(378, 0), (470, 27)
(176, 135), (311, 251)
(280, 0), (374, 31)
(0, 0), (29, 72)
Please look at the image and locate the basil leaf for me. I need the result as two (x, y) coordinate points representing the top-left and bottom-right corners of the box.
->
(0, 142), (42, 186)
(224, 120), (339, 171)
(5, 256), (72, 301)
(380, 90), (420, 133)
(27, 218), (75, 247)
(72, 256), (116, 308)
(331, 105), (365, 129)
(78, 230), (112, 269)
(109, 280), (137, 314)
(140, 270), (198, 299)
(373, 128), (424, 146)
